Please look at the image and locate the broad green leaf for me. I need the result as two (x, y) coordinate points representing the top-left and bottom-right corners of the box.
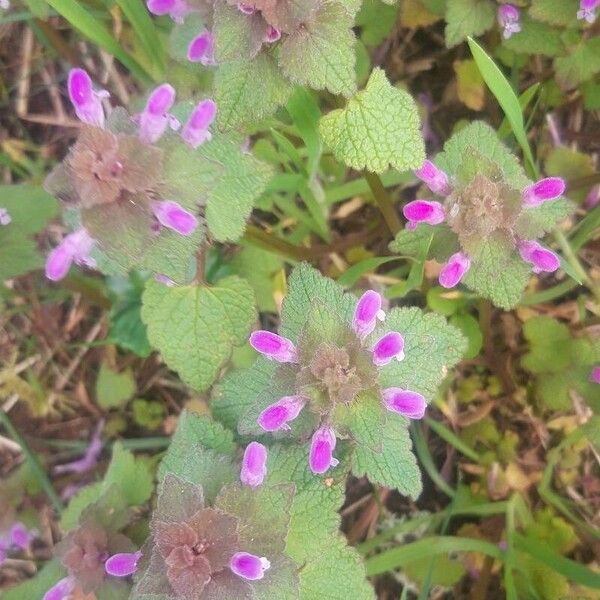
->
(319, 68), (424, 174)
(213, 2), (265, 63)
(60, 482), (103, 531)
(334, 390), (386, 452)
(278, 2), (357, 97)
(449, 312), (483, 359)
(214, 53), (293, 130)
(400, 0), (442, 28)
(158, 411), (237, 502)
(529, 0), (580, 26)
(0, 184), (58, 280)
(514, 200), (572, 239)
(503, 17), (565, 57)
(141, 276), (256, 391)
(445, 0), (495, 47)
(103, 442), (153, 507)
(555, 37), (600, 89)
(376, 306), (466, 400)
(95, 363), (136, 410)
(390, 223), (458, 263)
(357, 0), (398, 46)
(468, 37), (536, 172)
(351, 417), (422, 498)
(465, 232), (532, 309)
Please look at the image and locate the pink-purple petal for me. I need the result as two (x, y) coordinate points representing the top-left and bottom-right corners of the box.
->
(414, 160), (451, 196)
(187, 32), (215, 64)
(240, 441), (268, 487)
(352, 290), (385, 338)
(257, 395), (305, 432)
(181, 99), (216, 149)
(43, 577), (75, 600)
(68, 68), (105, 128)
(372, 332), (405, 367)
(230, 552), (271, 580)
(590, 366), (600, 384)
(518, 240), (560, 274)
(497, 4), (521, 38)
(45, 243), (74, 282)
(105, 551), (142, 577)
(522, 177), (565, 206)
(249, 331), (298, 363)
(264, 25), (281, 43)
(309, 427), (338, 475)
(439, 252), (471, 289)
(402, 200), (445, 227)
(139, 84), (176, 143)
(382, 388), (427, 419)
(147, 0), (189, 22)
(151, 200), (198, 236)
(9, 522), (32, 550)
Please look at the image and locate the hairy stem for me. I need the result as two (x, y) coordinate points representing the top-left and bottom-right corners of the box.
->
(365, 172), (402, 235)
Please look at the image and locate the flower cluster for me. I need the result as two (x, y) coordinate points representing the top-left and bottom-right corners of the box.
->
(44, 68), (216, 282)
(248, 290), (427, 475)
(133, 474), (293, 599)
(408, 160), (565, 290)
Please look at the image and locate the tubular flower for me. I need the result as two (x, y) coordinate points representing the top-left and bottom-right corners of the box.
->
(187, 32), (215, 65)
(240, 442), (268, 487)
(403, 200), (445, 229)
(0, 207), (11, 225)
(414, 160), (451, 196)
(590, 366), (600, 384)
(45, 229), (95, 282)
(577, 0), (600, 22)
(151, 200), (199, 236)
(497, 4), (521, 39)
(522, 177), (565, 207)
(251, 289), (426, 475)
(181, 100), (216, 149)
(104, 551), (143, 577)
(518, 240), (560, 274)
(68, 68), (108, 128)
(139, 84), (179, 144)
(146, 0), (189, 23)
(439, 252), (471, 289)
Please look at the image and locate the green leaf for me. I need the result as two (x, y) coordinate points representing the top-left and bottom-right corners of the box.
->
(467, 37), (536, 173)
(449, 312), (483, 359)
(545, 146), (597, 203)
(214, 53), (293, 131)
(103, 442), (153, 507)
(555, 37), (600, 89)
(335, 391), (386, 452)
(0, 184), (58, 280)
(278, 2), (357, 97)
(376, 307), (466, 401)
(141, 276), (256, 391)
(2, 560), (66, 600)
(60, 482), (104, 531)
(503, 17), (565, 57)
(213, 2), (265, 63)
(319, 68), (425, 174)
(445, 0), (495, 48)
(158, 410), (237, 502)
(390, 223), (458, 262)
(529, 0), (580, 26)
(435, 121), (529, 190)
(356, 0), (398, 46)
(462, 231), (532, 309)
(351, 417), (422, 498)
(514, 200), (572, 239)
(95, 363), (136, 410)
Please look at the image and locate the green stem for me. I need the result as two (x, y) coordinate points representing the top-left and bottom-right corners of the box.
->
(365, 172), (402, 235)
(0, 410), (64, 513)
(244, 225), (314, 262)
(520, 280), (578, 306)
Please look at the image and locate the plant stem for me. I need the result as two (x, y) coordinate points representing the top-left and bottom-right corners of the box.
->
(0, 410), (64, 513)
(364, 171), (402, 235)
(244, 225), (314, 262)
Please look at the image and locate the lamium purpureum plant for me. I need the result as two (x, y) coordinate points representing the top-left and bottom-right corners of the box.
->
(391, 121), (573, 310)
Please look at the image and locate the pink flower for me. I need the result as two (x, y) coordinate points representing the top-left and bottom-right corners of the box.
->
(139, 84), (179, 144)
(382, 388), (427, 419)
(0, 207), (11, 225)
(230, 552), (271, 580)
(146, 0), (189, 23)
(522, 177), (565, 207)
(518, 240), (560, 274)
(403, 200), (445, 229)
(590, 366), (600, 384)
(240, 442), (268, 487)
(151, 200), (198, 236)
(309, 427), (339, 475)
(237, 3), (256, 14)
(415, 160), (451, 196)
(43, 576), (75, 600)
(264, 26), (281, 43)
(181, 100), (216, 149)
(439, 252), (471, 288)
(371, 332), (405, 366)
(54, 420), (104, 475)
(187, 32), (215, 65)
(498, 4), (521, 39)
(67, 68), (107, 128)
(577, 0), (600, 23)
(249, 331), (298, 363)
(352, 290), (385, 339)
(45, 228), (95, 282)
(105, 551), (142, 577)
(257, 396), (306, 431)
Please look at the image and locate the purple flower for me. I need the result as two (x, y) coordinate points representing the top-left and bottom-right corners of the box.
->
(146, 0), (189, 23)
(230, 552), (271, 580)
(309, 426), (339, 475)
(352, 290), (385, 339)
(264, 25), (281, 43)
(372, 332), (405, 366)
(45, 228), (95, 282)
(237, 3), (256, 14)
(249, 331), (298, 363)
(403, 200), (445, 229)
(9, 522), (33, 550)
(43, 576), (75, 600)
(187, 32), (215, 65)
(139, 84), (179, 144)
(0, 547), (6, 565)
(0, 207), (11, 225)
(104, 550), (142, 577)
(68, 68), (107, 128)
(54, 420), (104, 475)
(240, 442), (268, 487)
(151, 200), (198, 236)
(382, 388), (427, 419)
(415, 160), (451, 196)
(577, 0), (600, 23)
(257, 395), (305, 431)
(497, 4), (521, 39)
(181, 99), (216, 149)
(590, 366), (600, 384)
(522, 177), (565, 207)
(0, 0), (10, 10)
(518, 240), (560, 274)
(439, 252), (471, 288)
